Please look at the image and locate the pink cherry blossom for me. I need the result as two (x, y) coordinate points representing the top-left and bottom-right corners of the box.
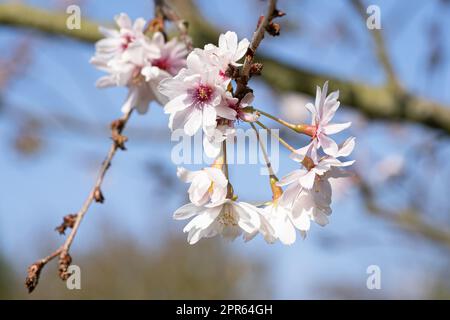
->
(305, 81), (351, 156)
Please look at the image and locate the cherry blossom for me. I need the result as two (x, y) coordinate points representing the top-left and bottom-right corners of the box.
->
(158, 52), (230, 136)
(277, 137), (355, 234)
(90, 13), (357, 246)
(173, 199), (261, 244)
(93, 13), (147, 62)
(142, 32), (188, 78)
(177, 166), (228, 206)
(91, 15), (188, 114)
(247, 202), (296, 245)
(203, 31), (250, 82)
(304, 81), (351, 156)
(203, 124), (236, 158)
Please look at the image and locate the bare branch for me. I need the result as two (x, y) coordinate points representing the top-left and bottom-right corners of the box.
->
(25, 109), (133, 293)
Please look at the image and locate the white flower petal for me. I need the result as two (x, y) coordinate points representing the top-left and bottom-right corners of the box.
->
(234, 38), (250, 62)
(275, 215), (297, 245)
(216, 104), (237, 120)
(318, 133), (339, 156)
(335, 137), (356, 158)
(278, 169), (305, 187)
(173, 203), (202, 220)
(177, 167), (197, 183)
(115, 13), (132, 29)
(164, 94), (190, 114)
(204, 167), (228, 187)
(184, 108), (202, 136)
(322, 122), (351, 135)
(299, 170), (316, 190)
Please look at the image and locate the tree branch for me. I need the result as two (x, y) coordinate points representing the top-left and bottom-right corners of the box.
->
(350, 0), (401, 90)
(25, 109), (133, 293)
(1, 3), (449, 134)
(357, 175), (450, 250)
(0, 3), (103, 42)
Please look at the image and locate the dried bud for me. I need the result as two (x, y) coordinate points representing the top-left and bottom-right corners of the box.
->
(112, 131), (128, 150)
(111, 118), (128, 150)
(110, 118), (125, 133)
(250, 63), (264, 76)
(25, 261), (44, 293)
(146, 17), (164, 34)
(55, 214), (78, 235)
(266, 22), (281, 36)
(58, 252), (72, 281)
(94, 186), (105, 203)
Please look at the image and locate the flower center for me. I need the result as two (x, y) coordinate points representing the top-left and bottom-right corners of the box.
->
(152, 57), (170, 72)
(219, 70), (228, 79)
(121, 34), (135, 50)
(218, 204), (238, 226)
(207, 182), (215, 195)
(193, 84), (214, 104)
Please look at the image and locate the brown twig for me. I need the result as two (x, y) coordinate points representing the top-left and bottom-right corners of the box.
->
(234, 0), (282, 98)
(25, 109), (133, 293)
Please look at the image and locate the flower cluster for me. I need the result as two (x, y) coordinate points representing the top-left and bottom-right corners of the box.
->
(91, 13), (355, 246)
(173, 81), (355, 245)
(91, 13), (188, 114)
(175, 165), (267, 244)
(264, 82), (355, 244)
(158, 31), (257, 157)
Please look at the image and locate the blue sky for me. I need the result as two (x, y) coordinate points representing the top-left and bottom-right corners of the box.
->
(1, 0), (450, 298)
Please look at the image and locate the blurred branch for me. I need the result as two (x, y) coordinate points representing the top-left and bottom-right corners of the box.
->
(0, 3), (103, 42)
(25, 109), (134, 293)
(357, 175), (450, 250)
(350, 0), (401, 91)
(153, 0), (192, 50)
(1, 2), (450, 134)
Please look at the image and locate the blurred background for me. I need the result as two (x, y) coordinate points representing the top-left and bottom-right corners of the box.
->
(1, 0), (450, 299)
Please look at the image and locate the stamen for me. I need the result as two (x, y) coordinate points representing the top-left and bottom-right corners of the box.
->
(192, 84), (213, 105)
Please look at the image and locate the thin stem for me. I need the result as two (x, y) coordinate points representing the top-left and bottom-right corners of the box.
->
(222, 140), (234, 199)
(256, 120), (296, 153)
(254, 107), (314, 136)
(251, 122), (283, 201)
(25, 109), (133, 293)
(222, 140), (229, 179)
(250, 122), (275, 176)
